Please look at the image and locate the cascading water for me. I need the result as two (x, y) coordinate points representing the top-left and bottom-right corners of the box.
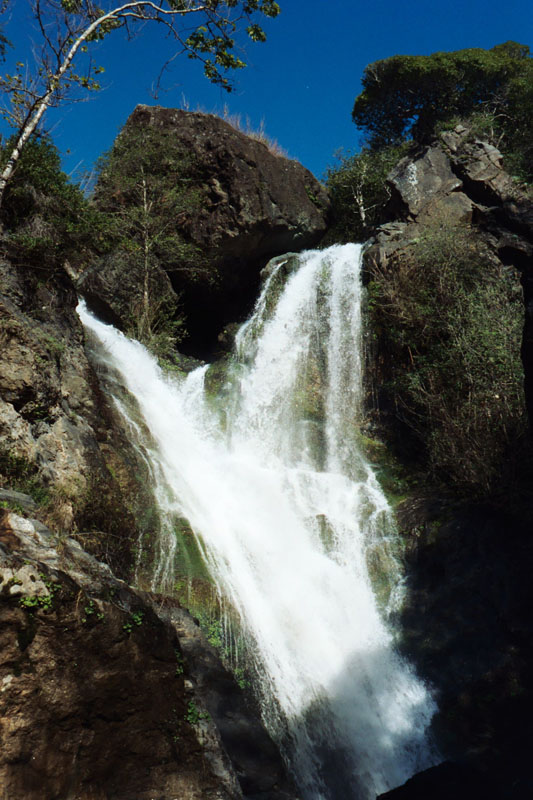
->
(78, 243), (438, 799)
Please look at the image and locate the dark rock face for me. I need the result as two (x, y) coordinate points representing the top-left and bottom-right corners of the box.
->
(0, 507), (297, 800)
(394, 499), (533, 796)
(81, 105), (329, 356)
(367, 126), (533, 422)
(169, 607), (296, 800)
(377, 761), (503, 800)
(364, 129), (533, 798)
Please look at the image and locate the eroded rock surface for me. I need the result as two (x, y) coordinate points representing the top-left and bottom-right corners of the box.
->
(0, 507), (296, 800)
(80, 106), (329, 355)
(0, 253), (150, 576)
(366, 126), (533, 420)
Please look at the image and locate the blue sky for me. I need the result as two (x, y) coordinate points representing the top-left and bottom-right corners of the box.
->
(2, 0), (532, 182)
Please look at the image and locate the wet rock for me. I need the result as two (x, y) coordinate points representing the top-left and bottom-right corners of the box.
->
(0, 510), (296, 800)
(377, 761), (502, 800)
(167, 606), (297, 800)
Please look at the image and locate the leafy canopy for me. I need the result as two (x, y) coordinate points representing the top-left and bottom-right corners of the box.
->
(0, 133), (112, 271)
(0, 0), (280, 206)
(352, 42), (532, 151)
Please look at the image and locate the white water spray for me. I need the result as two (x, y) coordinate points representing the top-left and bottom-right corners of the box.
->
(79, 244), (437, 799)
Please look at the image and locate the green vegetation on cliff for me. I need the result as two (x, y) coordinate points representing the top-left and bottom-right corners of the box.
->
(94, 122), (210, 356)
(352, 41), (533, 180)
(324, 144), (409, 242)
(0, 134), (110, 273)
(367, 214), (526, 496)
(327, 42), (533, 243)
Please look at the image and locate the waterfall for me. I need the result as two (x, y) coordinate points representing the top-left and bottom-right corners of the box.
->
(78, 243), (438, 799)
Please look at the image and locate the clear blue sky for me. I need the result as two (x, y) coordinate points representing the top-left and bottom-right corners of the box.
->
(2, 0), (532, 182)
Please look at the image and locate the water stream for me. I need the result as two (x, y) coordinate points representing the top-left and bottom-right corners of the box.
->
(79, 244), (438, 799)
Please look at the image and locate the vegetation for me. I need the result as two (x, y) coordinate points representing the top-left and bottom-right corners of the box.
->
(0, 0), (281, 205)
(324, 143), (409, 242)
(220, 107), (288, 157)
(367, 213), (526, 495)
(352, 42), (533, 180)
(0, 133), (112, 273)
(94, 121), (211, 355)
(326, 42), (533, 242)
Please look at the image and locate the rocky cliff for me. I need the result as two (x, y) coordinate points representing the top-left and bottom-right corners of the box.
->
(0, 248), (146, 578)
(362, 128), (533, 799)
(366, 124), (533, 424)
(0, 112), (325, 799)
(80, 106), (329, 357)
(0, 502), (296, 800)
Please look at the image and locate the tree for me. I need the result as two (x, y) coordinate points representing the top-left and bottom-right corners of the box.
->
(0, 0), (280, 206)
(352, 42), (532, 153)
(93, 119), (206, 349)
(0, 132), (113, 277)
(324, 143), (408, 242)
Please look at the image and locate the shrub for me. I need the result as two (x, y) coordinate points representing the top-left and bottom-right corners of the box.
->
(367, 214), (526, 495)
(0, 134), (113, 273)
(324, 143), (409, 242)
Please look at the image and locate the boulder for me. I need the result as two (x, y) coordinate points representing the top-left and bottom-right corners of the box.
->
(388, 146), (462, 217)
(80, 106), (329, 356)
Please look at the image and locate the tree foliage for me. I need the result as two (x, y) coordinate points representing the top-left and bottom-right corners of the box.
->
(93, 121), (208, 354)
(0, 0), (281, 205)
(0, 133), (111, 272)
(352, 42), (533, 179)
(324, 143), (409, 242)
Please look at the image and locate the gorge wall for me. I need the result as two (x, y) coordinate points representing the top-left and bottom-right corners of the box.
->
(362, 128), (533, 799)
(1, 106), (532, 799)
(0, 110), (329, 800)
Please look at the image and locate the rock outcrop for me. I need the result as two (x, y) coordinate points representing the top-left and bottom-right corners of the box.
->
(365, 125), (533, 422)
(79, 106), (329, 356)
(363, 128), (533, 798)
(0, 505), (296, 800)
(0, 251), (150, 576)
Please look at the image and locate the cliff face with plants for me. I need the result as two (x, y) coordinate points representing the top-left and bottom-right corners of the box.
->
(0, 505), (296, 800)
(323, 45), (533, 797)
(0, 114), (321, 800)
(1, 51), (533, 797)
(359, 127), (533, 799)
(79, 106), (330, 358)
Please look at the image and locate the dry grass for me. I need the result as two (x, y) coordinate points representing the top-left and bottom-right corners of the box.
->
(179, 95), (289, 158)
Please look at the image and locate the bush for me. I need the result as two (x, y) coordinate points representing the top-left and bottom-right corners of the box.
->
(324, 143), (409, 242)
(0, 134), (113, 274)
(367, 214), (526, 495)
(93, 121), (209, 351)
(352, 43), (533, 182)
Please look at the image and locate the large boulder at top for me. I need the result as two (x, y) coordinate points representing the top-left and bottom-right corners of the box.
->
(126, 107), (329, 258)
(80, 105), (329, 356)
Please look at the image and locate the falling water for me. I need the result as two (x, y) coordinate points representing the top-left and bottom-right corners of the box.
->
(78, 244), (438, 799)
